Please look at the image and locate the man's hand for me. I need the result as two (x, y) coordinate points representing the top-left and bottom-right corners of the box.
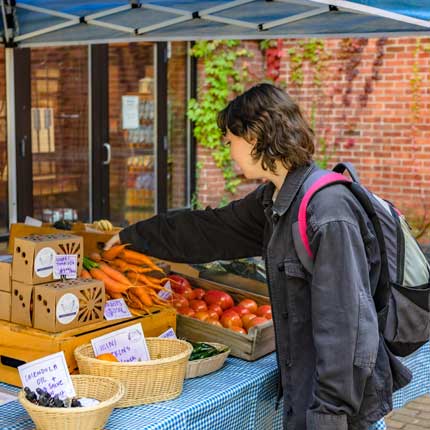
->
(104, 233), (121, 251)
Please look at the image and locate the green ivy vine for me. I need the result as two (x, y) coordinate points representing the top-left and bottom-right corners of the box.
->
(187, 40), (252, 199)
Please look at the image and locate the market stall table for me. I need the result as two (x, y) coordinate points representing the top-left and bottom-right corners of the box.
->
(0, 344), (429, 430)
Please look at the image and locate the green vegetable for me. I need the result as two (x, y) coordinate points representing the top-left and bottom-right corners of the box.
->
(189, 342), (228, 361)
(83, 256), (99, 271)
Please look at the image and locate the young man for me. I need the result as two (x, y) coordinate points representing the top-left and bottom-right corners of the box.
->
(105, 83), (410, 429)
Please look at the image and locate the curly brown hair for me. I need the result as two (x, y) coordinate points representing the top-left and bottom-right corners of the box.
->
(217, 83), (315, 172)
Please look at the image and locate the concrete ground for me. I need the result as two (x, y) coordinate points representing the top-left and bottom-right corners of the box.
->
(386, 394), (430, 429)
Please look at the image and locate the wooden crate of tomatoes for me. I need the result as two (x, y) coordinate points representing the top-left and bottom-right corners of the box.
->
(171, 274), (274, 361)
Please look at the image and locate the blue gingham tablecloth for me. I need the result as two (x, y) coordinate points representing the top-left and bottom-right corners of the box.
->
(0, 343), (429, 430)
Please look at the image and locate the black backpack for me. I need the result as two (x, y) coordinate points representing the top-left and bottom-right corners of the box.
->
(293, 162), (430, 357)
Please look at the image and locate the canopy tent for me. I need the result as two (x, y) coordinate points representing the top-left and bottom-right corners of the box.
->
(1, 0), (430, 47)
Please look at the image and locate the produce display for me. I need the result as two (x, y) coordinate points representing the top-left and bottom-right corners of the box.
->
(170, 274), (272, 335)
(82, 244), (172, 314)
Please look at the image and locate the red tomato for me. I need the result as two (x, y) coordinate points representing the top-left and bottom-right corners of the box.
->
(238, 299), (258, 314)
(256, 305), (272, 320)
(181, 286), (196, 301)
(194, 311), (210, 321)
(230, 305), (250, 317)
(204, 290), (234, 310)
(193, 288), (206, 300)
(172, 294), (189, 309)
(206, 318), (223, 327)
(247, 317), (267, 329)
(230, 326), (247, 335)
(207, 309), (219, 320)
(177, 307), (195, 317)
(220, 310), (243, 329)
(169, 275), (192, 294)
(208, 304), (223, 317)
(189, 299), (208, 312)
(242, 313), (257, 330)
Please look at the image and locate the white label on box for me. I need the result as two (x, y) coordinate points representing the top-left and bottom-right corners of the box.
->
(158, 280), (172, 300)
(122, 96), (139, 129)
(53, 254), (77, 280)
(104, 299), (132, 320)
(24, 216), (43, 227)
(34, 247), (56, 278)
(158, 328), (177, 339)
(18, 351), (75, 400)
(56, 293), (79, 325)
(91, 323), (150, 362)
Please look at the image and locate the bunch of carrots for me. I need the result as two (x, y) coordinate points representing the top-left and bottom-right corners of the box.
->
(81, 244), (172, 314)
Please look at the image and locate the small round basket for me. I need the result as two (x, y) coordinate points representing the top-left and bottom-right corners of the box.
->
(186, 342), (230, 379)
(75, 338), (192, 407)
(18, 374), (124, 430)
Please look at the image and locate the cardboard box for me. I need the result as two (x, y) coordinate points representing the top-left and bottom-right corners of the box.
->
(11, 281), (33, 326)
(33, 278), (105, 332)
(11, 278), (105, 332)
(12, 234), (83, 284)
(0, 308), (176, 386)
(0, 291), (11, 321)
(0, 255), (12, 292)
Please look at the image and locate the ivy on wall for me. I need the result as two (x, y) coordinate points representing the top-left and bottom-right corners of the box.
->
(187, 40), (252, 200)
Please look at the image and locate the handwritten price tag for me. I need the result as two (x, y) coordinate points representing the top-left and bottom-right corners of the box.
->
(158, 280), (172, 300)
(104, 299), (132, 320)
(91, 323), (150, 362)
(53, 255), (77, 280)
(18, 352), (75, 400)
(158, 328), (177, 339)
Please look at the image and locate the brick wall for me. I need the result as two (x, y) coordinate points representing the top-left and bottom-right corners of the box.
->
(196, 37), (430, 243)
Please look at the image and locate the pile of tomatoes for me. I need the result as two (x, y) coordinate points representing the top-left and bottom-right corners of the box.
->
(168, 275), (272, 335)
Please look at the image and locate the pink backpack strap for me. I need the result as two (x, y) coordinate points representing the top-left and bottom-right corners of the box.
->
(298, 172), (352, 259)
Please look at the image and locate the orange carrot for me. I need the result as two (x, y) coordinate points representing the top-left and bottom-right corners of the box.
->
(111, 258), (155, 274)
(102, 244), (129, 261)
(119, 250), (163, 272)
(80, 269), (92, 279)
(98, 262), (132, 286)
(107, 292), (124, 300)
(129, 286), (153, 307)
(90, 268), (130, 294)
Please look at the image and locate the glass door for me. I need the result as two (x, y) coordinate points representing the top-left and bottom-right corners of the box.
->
(108, 42), (156, 227)
(30, 47), (89, 224)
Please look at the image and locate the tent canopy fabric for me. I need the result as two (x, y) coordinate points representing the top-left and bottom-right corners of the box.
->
(1, 1), (430, 47)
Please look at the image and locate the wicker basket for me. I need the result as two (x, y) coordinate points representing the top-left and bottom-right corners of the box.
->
(18, 375), (124, 430)
(75, 338), (192, 407)
(186, 342), (230, 379)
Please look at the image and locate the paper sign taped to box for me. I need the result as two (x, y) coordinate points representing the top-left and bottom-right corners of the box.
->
(91, 323), (150, 362)
(53, 254), (77, 280)
(18, 351), (75, 400)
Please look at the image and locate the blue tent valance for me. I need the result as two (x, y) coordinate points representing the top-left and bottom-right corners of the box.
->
(1, 0), (430, 47)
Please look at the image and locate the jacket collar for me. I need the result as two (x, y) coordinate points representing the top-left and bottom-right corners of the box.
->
(265, 162), (316, 216)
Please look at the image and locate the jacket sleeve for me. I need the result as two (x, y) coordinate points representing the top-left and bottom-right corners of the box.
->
(306, 219), (380, 430)
(119, 186), (267, 263)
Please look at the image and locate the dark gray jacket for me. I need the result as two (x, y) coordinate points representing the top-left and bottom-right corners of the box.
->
(120, 162), (411, 430)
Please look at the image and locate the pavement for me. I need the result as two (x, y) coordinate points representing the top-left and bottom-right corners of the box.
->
(386, 394), (430, 429)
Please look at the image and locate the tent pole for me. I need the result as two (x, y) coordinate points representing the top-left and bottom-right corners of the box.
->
(5, 48), (17, 225)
